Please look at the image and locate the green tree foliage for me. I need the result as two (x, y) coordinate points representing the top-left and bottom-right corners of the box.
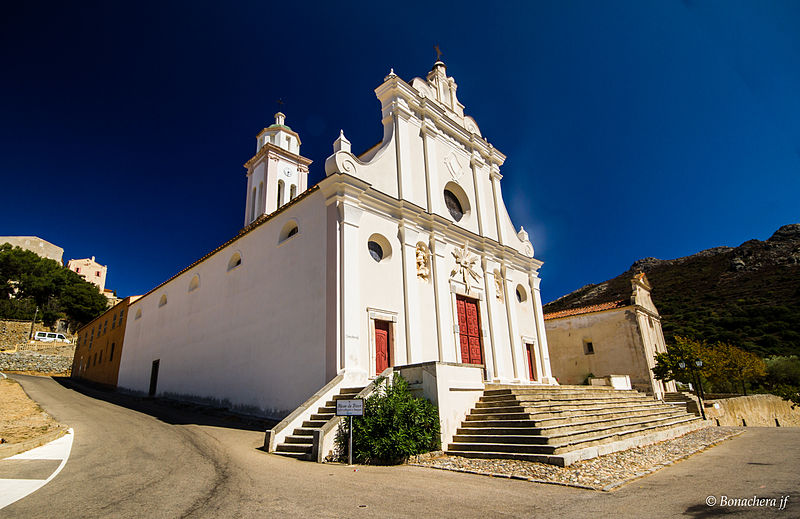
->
(653, 337), (766, 394)
(652, 336), (707, 386)
(763, 356), (800, 407)
(0, 243), (108, 326)
(335, 374), (441, 465)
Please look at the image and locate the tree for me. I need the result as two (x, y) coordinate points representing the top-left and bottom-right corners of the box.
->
(763, 356), (800, 407)
(0, 243), (108, 326)
(703, 342), (766, 394)
(652, 336), (708, 386)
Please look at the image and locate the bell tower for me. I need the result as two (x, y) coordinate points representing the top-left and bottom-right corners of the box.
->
(243, 112), (312, 226)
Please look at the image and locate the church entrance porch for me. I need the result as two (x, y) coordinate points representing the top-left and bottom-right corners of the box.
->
(456, 295), (483, 366)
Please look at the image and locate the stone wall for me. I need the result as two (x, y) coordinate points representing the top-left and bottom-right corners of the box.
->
(706, 394), (800, 427)
(0, 351), (73, 375)
(0, 319), (49, 349)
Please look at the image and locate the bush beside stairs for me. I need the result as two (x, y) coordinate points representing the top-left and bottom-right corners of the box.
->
(447, 385), (705, 466)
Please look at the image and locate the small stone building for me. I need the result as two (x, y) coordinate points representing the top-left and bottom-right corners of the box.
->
(543, 273), (676, 399)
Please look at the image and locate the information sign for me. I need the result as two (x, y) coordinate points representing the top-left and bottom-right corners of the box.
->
(336, 398), (364, 416)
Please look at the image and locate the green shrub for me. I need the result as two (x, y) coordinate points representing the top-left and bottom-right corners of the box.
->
(335, 373), (440, 465)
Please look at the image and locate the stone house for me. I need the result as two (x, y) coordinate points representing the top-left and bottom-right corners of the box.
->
(544, 273), (676, 399)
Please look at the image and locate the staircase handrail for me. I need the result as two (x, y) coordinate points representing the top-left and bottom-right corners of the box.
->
(264, 373), (345, 452)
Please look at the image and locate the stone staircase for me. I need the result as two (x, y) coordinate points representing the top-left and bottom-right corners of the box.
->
(447, 385), (704, 466)
(273, 386), (364, 460)
(664, 391), (700, 415)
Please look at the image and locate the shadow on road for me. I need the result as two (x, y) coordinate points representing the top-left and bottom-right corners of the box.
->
(49, 376), (278, 433)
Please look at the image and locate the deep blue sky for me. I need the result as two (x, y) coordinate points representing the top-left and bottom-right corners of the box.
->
(2, 1), (798, 303)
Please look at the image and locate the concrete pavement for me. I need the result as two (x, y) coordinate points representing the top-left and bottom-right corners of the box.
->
(3, 374), (799, 518)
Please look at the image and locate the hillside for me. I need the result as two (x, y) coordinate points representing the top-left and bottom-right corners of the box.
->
(543, 224), (800, 357)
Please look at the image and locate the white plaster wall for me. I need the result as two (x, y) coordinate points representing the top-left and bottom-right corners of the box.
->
(118, 190), (330, 418)
(356, 211), (407, 373)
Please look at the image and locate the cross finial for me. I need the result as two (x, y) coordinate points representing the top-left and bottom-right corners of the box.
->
(434, 44), (443, 62)
(276, 98), (284, 107)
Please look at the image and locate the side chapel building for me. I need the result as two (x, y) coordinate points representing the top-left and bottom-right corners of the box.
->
(117, 61), (557, 419)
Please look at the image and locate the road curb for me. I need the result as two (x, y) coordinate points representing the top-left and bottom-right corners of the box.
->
(0, 428), (68, 460)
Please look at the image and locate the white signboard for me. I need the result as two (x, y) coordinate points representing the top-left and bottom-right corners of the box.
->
(336, 398), (364, 416)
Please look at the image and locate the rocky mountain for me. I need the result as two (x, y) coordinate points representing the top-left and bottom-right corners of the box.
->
(544, 224), (800, 357)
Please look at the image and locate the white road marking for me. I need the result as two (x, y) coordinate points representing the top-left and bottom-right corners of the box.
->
(0, 428), (74, 509)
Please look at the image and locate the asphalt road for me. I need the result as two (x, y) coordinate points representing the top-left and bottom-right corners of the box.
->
(4, 374), (799, 518)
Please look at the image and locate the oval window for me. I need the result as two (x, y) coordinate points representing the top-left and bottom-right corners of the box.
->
(444, 189), (464, 222)
(368, 241), (384, 262)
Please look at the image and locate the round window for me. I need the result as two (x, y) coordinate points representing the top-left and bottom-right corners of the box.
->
(444, 189), (464, 222)
(368, 241), (384, 262)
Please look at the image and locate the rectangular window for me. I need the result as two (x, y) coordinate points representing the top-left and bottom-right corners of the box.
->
(96, 271), (101, 277)
(76, 267), (81, 273)
(109, 343), (115, 362)
(112, 315), (116, 329)
(103, 321), (107, 334)
(584, 341), (595, 355)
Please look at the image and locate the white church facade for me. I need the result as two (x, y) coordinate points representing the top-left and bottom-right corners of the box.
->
(117, 61), (556, 428)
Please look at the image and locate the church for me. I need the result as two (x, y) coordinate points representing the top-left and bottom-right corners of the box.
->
(117, 61), (557, 445)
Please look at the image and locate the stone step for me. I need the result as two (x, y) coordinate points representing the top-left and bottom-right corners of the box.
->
(284, 435), (313, 444)
(484, 387), (633, 397)
(456, 427), (540, 436)
(292, 427), (317, 436)
(549, 416), (701, 454)
(447, 441), (554, 455)
(454, 410), (687, 446)
(459, 419), (537, 428)
(310, 413), (335, 421)
(543, 414), (693, 444)
(316, 406), (336, 414)
(275, 442), (313, 453)
(302, 419), (327, 428)
(525, 404), (676, 421)
(465, 412), (531, 421)
(450, 416), (701, 457)
(273, 450), (311, 460)
(451, 434), (550, 445)
(531, 406), (684, 427)
(522, 401), (667, 417)
(443, 450), (553, 464)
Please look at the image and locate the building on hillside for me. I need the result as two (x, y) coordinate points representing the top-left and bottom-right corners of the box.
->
(0, 236), (64, 263)
(67, 256), (108, 292)
(72, 295), (140, 388)
(117, 60), (556, 428)
(543, 273), (676, 399)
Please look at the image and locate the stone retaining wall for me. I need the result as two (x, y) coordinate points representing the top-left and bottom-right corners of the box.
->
(0, 351), (73, 375)
(706, 394), (800, 427)
(0, 319), (49, 349)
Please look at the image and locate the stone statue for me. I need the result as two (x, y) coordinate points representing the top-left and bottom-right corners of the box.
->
(416, 243), (430, 280)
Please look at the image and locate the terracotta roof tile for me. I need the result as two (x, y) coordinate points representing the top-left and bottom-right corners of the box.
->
(543, 300), (628, 320)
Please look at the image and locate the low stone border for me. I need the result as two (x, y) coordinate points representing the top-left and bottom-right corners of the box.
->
(410, 427), (744, 492)
(0, 427), (68, 459)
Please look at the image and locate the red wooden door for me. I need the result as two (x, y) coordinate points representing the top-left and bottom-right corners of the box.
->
(375, 320), (390, 374)
(457, 296), (483, 365)
(526, 343), (537, 381)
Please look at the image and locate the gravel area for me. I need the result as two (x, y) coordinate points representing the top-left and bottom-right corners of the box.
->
(411, 426), (743, 491)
